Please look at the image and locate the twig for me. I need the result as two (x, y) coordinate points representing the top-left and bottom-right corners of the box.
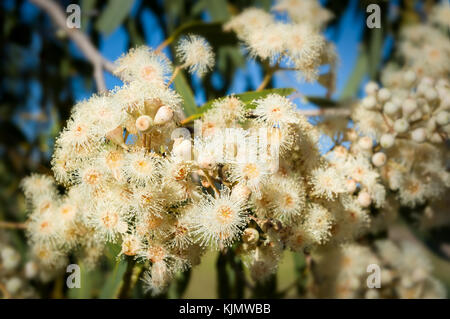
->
(257, 72), (274, 91)
(202, 169), (220, 197)
(117, 258), (136, 299)
(93, 63), (106, 92)
(155, 37), (172, 54)
(381, 113), (395, 133)
(30, 0), (115, 92)
(167, 65), (182, 86)
(297, 108), (351, 117)
(256, 59), (283, 91)
(0, 282), (11, 299)
(0, 221), (27, 230)
(279, 279), (300, 295)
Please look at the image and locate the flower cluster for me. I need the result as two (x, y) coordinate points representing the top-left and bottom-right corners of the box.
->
(351, 75), (449, 209)
(0, 232), (39, 298)
(314, 239), (446, 299)
(20, 33), (368, 294)
(16, 1), (449, 299)
(223, 2), (337, 83)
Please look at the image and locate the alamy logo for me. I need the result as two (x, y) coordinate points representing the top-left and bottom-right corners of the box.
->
(66, 4), (81, 29)
(366, 264), (381, 288)
(170, 121), (281, 171)
(66, 264), (81, 288)
(366, 4), (381, 29)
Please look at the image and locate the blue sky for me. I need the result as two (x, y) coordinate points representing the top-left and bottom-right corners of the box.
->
(69, 0), (375, 105)
(9, 0), (395, 147)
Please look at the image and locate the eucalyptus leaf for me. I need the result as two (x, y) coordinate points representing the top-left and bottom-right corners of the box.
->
(174, 71), (197, 116)
(80, 0), (97, 32)
(99, 259), (128, 298)
(95, 0), (134, 35)
(340, 51), (368, 100)
(368, 28), (383, 80)
(167, 21), (238, 49)
(182, 88), (296, 123)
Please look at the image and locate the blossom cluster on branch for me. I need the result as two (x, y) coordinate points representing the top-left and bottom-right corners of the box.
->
(8, 0), (449, 298)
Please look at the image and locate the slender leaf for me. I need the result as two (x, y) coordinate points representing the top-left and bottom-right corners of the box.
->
(368, 28), (383, 80)
(204, 0), (230, 21)
(167, 269), (192, 299)
(80, 0), (97, 32)
(203, 87), (296, 111)
(174, 71), (197, 116)
(182, 88), (296, 123)
(99, 259), (128, 298)
(95, 0), (134, 35)
(167, 21), (238, 49)
(340, 51), (368, 100)
(304, 96), (339, 108)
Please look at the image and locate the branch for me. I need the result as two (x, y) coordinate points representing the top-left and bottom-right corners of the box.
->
(30, 0), (115, 92)
(117, 257), (136, 299)
(0, 282), (11, 299)
(297, 108), (351, 117)
(0, 221), (27, 230)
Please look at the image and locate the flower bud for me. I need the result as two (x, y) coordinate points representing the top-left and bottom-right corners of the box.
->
(154, 105), (174, 125)
(394, 118), (409, 133)
(378, 88), (391, 102)
(25, 261), (38, 279)
(436, 111), (449, 126)
(424, 88), (438, 102)
(1, 247), (20, 271)
(346, 179), (357, 193)
(5, 277), (22, 295)
(403, 70), (416, 86)
(383, 101), (400, 115)
(364, 81), (379, 95)
(371, 152), (386, 167)
(402, 99), (417, 116)
(380, 134), (395, 148)
(232, 183), (252, 200)
(411, 128), (426, 143)
(362, 96), (377, 109)
(358, 136), (373, 150)
(242, 228), (259, 245)
(172, 138), (192, 160)
(135, 115), (153, 132)
(357, 191), (372, 207)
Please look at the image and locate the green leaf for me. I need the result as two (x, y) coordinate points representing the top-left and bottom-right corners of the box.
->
(204, 0), (230, 21)
(99, 259), (128, 299)
(340, 51), (368, 100)
(167, 21), (238, 49)
(216, 252), (231, 298)
(95, 0), (135, 35)
(67, 261), (101, 299)
(304, 96), (339, 108)
(126, 18), (145, 47)
(174, 71), (197, 116)
(182, 88), (296, 123)
(217, 46), (245, 72)
(167, 269), (192, 299)
(202, 87), (295, 111)
(292, 253), (308, 295)
(368, 28), (383, 80)
(80, 0), (97, 32)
